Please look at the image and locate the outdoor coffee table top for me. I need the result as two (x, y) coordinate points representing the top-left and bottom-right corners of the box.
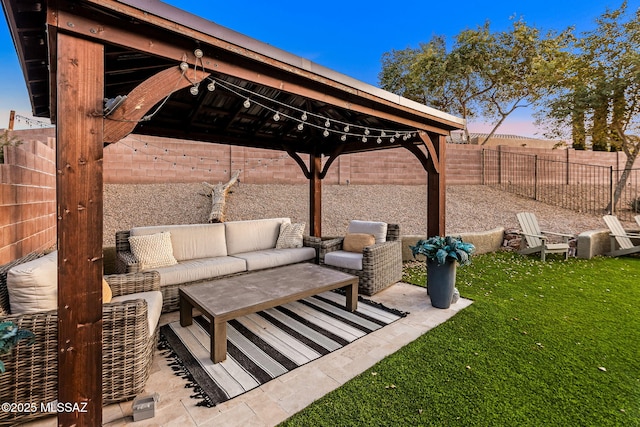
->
(180, 263), (358, 321)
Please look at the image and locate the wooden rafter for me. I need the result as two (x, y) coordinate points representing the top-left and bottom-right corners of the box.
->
(53, 9), (455, 136)
(104, 66), (210, 143)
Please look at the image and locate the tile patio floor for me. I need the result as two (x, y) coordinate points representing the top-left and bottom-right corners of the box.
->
(24, 282), (472, 427)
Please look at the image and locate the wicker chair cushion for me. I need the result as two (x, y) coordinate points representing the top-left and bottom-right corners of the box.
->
(131, 223), (227, 261)
(276, 222), (305, 248)
(324, 250), (363, 270)
(225, 218), (290, 255)
(111, 290), (163, 336)
(128, 232), (178, 270)
(343, 233), (375, 253)
(348, 220), (388, 243)
(6, 251), (58, 314)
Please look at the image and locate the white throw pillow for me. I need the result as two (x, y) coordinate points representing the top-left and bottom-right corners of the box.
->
(276, 222), (305, 249)
(128, 232), (178, 270)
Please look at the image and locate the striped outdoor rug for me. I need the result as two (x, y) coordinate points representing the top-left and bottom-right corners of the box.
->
(159, 291), (407, 407)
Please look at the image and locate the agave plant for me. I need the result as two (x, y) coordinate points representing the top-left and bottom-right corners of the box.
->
(0, 321), (34, 373)
(410, 235), (475, 266)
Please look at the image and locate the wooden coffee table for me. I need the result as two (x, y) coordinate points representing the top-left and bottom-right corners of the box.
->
(179, 263), (358, 363)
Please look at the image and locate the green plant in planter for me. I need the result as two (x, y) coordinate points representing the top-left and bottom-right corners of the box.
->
(0, 321), (34, 373)
(410, 236), (475, 308)
(410, 235), (475, 266)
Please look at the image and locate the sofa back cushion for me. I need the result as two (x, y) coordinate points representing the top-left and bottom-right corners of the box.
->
(130, 223), (227, 261)
(7, 251), (58, 314)
(7, 251), (117, 315)
(225, 218), (291, 255)
(348, 220), (388, 243)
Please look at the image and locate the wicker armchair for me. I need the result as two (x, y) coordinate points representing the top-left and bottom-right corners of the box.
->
(319, 222), (402, 295)
(0, 253), (161, 426)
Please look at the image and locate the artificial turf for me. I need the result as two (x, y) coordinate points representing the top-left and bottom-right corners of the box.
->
(279, 252), (640, 426)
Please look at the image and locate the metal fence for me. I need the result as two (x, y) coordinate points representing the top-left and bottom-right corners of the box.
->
(482, 149), (640, 222)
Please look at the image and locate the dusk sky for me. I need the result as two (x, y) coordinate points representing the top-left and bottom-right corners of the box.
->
(0, 0), (635, 136)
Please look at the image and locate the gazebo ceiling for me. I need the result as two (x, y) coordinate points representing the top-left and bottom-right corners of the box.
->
(2, 0), (463, 155)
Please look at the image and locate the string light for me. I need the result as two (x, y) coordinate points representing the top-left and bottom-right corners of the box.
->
(14, 115), (53, 128)
(120, 135), (292, 175)
(176, 61), (419, 143)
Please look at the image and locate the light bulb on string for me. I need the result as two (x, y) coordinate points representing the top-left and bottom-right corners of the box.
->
(381, 131), (386, 137)
(190, 85), (199, 96)
(362, 136), (368, 142)
(207, 81), (216, 91)
(297, 123), (304, 131)
(341, 134), (347, 142)
(323, 129), (329, 137)
(376, 137), (382, 144)
(325, 119), (331, 127)
(273, 112), (281, 121)
(344, 125), (350, 132)
(243, 99), (251, 108)
(364, 128), (370, 136)
(301, 112), (307, 121)
(179, 62), (189, 71)
(390, 137), (395, 143)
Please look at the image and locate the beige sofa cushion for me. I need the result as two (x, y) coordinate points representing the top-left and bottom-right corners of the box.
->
(225, 218), (290, 255)
(131, 223), (227, 261)
(7, 251), (58, 314)
(128, 232), (178, 270)
(233, 247), (316, 271)
(111, 290), (163, 337)
(153, 256), (247, 287)
(7, 251), (115, 314)
(348, 220), (387, 243)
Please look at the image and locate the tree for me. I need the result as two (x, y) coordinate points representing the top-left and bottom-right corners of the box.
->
(537, 2), (639, 211)
(379, 19), (570, 143)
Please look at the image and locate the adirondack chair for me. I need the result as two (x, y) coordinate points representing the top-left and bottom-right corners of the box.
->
(603, 215), (640, 257)
(516, 212), (572, 261)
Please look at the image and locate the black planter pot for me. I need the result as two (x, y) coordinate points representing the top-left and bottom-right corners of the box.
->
(426, 259), (456, 309)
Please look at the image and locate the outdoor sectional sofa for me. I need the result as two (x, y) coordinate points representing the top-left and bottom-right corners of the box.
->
(0, 252), (162, 426)
(115, 217), (318, 312)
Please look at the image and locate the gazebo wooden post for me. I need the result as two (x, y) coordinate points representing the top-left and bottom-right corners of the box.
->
(426, 134), (446, 237)
(56, 33), (104, 426)
(309, 151), (322, 237)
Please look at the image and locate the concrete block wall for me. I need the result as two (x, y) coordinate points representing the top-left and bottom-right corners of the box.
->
(0, 138), (56, 265)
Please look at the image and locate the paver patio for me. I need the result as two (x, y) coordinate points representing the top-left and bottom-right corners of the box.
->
(21, 282), (471, 427)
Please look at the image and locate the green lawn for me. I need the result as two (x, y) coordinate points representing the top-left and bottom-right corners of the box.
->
(280, 252), (640, 426)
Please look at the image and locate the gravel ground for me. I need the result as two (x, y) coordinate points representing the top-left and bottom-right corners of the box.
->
(103, 183), (611, 247)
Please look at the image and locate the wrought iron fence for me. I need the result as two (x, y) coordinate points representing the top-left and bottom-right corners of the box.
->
(482, 149), (640, 221)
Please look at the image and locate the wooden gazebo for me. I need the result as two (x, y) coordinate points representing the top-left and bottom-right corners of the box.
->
(1, 0), (464, 424)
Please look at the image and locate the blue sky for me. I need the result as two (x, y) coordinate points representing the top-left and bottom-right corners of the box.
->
(0, 0), (635, 136)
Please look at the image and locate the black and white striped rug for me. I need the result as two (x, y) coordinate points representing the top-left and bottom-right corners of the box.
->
(159, 291), (407, 407)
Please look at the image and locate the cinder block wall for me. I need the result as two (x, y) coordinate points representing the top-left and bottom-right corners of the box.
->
(0, 138), (56, 264)
(3, 128), (640, 265)
(102, 134), (487, 185)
